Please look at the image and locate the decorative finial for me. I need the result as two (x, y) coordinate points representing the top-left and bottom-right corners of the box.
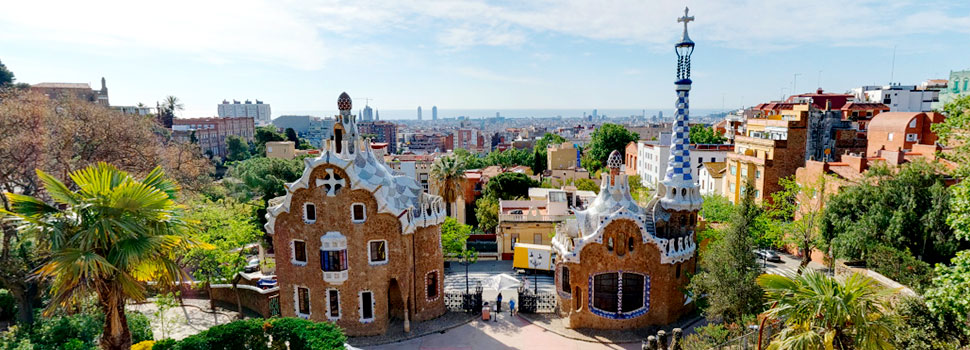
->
(677, 7), (694, 44)
(337, 92), (352, 112)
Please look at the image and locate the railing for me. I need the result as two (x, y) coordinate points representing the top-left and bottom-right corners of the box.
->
(709, 323), (776, 350)
(498, 213), (571, 222)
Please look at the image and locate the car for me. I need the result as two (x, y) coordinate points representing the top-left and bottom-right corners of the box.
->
(509, 209), (524, 215)
(753, 249), (783, 263)
(243, 258), (260, 273)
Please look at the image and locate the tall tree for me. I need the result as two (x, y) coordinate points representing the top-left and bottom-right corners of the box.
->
(482, 172), (538, 200)
(769, 175), (828, 271)
(474, 197), (499, 234)
(924, 249), (970, 339)
(2, 163), (199, 350)
(285, 128), (299, 144)
(0, 59), (15, 86)
(581, 123), (638, 172)
(226, 135), (251, 161)
(688, 183), (764, 324)
(933, 95), (970, 240)
(758, 271), (896, 350)
(162, 95), (184, 117)
(226, 157), (304, 200)
(430, 155), (466, 217)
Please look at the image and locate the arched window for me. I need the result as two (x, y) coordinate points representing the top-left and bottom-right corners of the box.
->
(607, 237), (614, 251)
(681, 188), (687, 197)
(591, 272), (647, 316)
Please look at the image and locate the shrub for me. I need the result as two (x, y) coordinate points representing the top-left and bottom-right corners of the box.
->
(201, 318), (268, 349)
(30, 312), (102, 349)
(150, 339), (177, 350)
(867, 245), (934, 290)
(265, 318), (345, 350)
(131, 340), (155, 350)
(127, 312), (154, 344)
(891, 296), (968, 349)
(0, 289), (16, 321)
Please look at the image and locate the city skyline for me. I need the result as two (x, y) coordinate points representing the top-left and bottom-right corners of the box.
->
(2, 0), (968, 118)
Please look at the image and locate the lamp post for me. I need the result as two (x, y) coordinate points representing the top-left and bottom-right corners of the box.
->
(528, 252), (540, 295)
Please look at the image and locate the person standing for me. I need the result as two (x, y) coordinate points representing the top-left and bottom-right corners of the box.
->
(509, 299), (516, 317)
(496, 293), (503, 313)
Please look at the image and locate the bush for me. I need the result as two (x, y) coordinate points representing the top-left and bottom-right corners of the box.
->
(30, 312), (102, 349)
(148, 318), (344, 350)
(150, 339), (177, 350)
(891, 296), (968, 349)
(265, 318), (346, 350)
(131, 340), (155, 350)
(0, 289), (16, 321)
(127, 312), (154, 344)
(867, 245), (934, 290)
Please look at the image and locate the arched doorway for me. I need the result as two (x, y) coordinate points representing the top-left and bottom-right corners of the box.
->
(387, 279), (406, 320)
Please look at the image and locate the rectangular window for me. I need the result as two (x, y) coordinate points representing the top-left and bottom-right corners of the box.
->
(304, 203), (316, 223)
(561, 267), (571, 292)
(621, 273), (645, 312)
(352, 203), (366, 223)
(360, 292), (373, 320)
(729, 165), (736, 175)
(293, 240), (307, 263)
(297, 287), (310, 315)
(755, 170), (761, 179)
(888, 133), (894, 141)
(426, 271), (438, 299)
(534, 233), (542, 244)
(328, 289), (340, 319)
(906, 133), (918, 142)
(593, 273), (619, 313)
(369, 240), (387, 264)
(321, 250), (348, 272)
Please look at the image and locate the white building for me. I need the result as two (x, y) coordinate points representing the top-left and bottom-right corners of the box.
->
(636, 132), (733, 188)
(697, 162), (726, 196)
(850, 84), (940, 112)
(218, 99), (271, 125)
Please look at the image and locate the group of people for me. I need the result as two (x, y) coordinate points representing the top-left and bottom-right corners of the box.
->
(482, 293), (517, 322)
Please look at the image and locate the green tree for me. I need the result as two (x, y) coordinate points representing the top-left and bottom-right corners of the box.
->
(758, 270), (896, 350)
(820, 160), (957, 264)
(453, 148), (487, 170)
(475, 197), (499, 233)
(284, 128), (299, 144)
(890, 296), (967, 350)
(581, 123), (638, 172)
(532, 133), (567, 173)
(483, 172), (538, 200)
(225, 135), (251, 161)
(924, 250), (970, 338)
(689, 124), (726, 144)
(0, 59), (15, 86)
(769, 176), (827, 271)
(1, 163), (198, 350)
(226, 157), (304, 200)
(934, 95), (970, 240)
(699, 194), (734, 223)
(253, 125), (286, 155)
(688, 184), (764, 324)
(484, 148), (534, 169)
(440, 217), (479, 293)
(430, 155), (467, 217)
(628, 174), (650, 203)
(573, 178), (599, 194)
(161, 95), (183, 117)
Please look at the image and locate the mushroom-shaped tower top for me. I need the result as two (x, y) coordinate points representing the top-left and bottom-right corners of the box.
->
(607, 150), (623, 170)
(337, 92), (352, 111)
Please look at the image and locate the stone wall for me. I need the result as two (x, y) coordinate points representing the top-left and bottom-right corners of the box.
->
(272, 164), (445, 336)
(556, 219), (695, 329)
(209, 285), (279, 318)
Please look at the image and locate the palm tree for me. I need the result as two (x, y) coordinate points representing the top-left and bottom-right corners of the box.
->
(430, 155), (466, 217)
(757, 270), (896, 350)
(2, 163), (198, 350)
(162, 95), (184, 117)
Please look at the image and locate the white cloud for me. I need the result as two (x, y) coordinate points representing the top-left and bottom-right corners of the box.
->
(2, 0), (967, 70)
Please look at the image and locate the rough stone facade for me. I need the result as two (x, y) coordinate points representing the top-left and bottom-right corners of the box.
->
(267, 93), (446, 336)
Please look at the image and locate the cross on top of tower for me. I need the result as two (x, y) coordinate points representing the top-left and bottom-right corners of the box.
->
(677, 7), (694, 43)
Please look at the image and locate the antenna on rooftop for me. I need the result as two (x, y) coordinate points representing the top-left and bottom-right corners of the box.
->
(359, 97), (374, 106)
(889, 45), (897, 85)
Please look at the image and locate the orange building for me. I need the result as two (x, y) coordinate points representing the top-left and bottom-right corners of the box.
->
(866, 112), (945, 157)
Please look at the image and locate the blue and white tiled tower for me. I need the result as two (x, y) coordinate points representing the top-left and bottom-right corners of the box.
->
(660, 7), (703, 213)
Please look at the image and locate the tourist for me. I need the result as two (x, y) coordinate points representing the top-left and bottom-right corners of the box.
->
(496, 293), (503, 312)
(509, 299), (516, 316)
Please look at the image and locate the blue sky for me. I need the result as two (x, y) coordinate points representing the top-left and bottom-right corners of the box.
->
(2, 0), (969, 118)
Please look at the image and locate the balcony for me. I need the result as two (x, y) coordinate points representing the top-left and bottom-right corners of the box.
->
(735, 135), (787, 149)
(726, 152), (769, 166)
(498, 213), (573, 223)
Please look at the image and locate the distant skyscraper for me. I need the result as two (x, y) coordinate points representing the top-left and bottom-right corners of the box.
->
(362, 105), (374, 121)
(375, 109), (380, 121)
(432, 106), (438, 121)
(592, 109), (598, 118)
(496, 112), (500, 118)
(218, 99), (271, 125)
(417, 106), (423, 120)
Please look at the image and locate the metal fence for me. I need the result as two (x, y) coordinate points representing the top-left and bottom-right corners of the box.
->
(444, 291), (483, 313)
(709, 323), (776, 350)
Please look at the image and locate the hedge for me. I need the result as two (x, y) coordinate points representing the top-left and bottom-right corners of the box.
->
(151, 318), (346, 350)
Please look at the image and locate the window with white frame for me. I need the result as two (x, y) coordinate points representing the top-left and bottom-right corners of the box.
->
(294, 286), (311, 318)
(303, 203), (316, 224)
(359, 291), (375, 322)
(291, 240), (307, 266)
(888, 133), (894, 141)
(368, 240), (388, 265)
(909, 118), (917, 128)
(326, 289), (340, 320)
(906, 133), (918, 142)
(351, 203), (366, 223)
(320, 232), (349, 283)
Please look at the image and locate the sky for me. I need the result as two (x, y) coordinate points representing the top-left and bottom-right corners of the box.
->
(2, 0), (969, 119)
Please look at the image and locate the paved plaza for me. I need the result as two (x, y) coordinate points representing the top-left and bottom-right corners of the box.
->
(444, 260), (555, 294)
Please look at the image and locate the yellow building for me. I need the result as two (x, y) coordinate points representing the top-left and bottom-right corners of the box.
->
(496, 190), (572, 260)
(723, 106), (808, 204)
(547, 141), (579, 170)
(266, 141), (297, 159)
